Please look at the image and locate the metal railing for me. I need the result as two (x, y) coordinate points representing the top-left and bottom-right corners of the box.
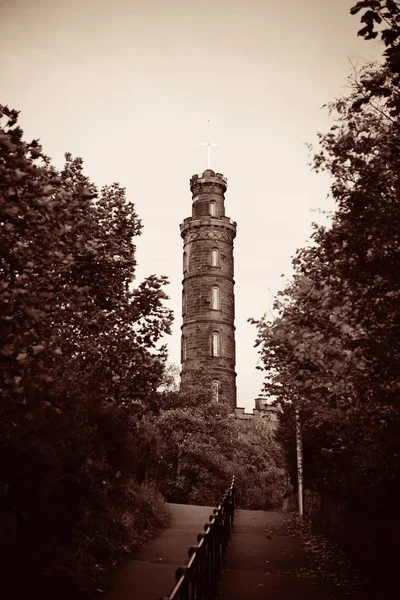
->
(159, 476), (236, 600)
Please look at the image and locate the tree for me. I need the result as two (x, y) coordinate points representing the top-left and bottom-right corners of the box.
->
(0, 109), (172, 416)
(255, 76), (399, 478)
(152, 368), (287, 509)
(232, 415), (288, 510)
(0, 105), (173, 598)
(251, 6), (400, 586)
(253, 36), (399, 461)
(153, 369), (236, 505)
(351, 1), (400, 85)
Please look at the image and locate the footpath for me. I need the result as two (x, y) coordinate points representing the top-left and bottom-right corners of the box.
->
(106, 504), (362, 600)
(106, 504), (214, 600)
(219, 509), (341, 600)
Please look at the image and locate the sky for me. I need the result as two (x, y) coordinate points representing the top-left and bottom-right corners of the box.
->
(0, 0), (381, 411)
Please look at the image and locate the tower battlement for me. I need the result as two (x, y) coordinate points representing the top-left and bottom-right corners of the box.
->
(190, 170), (228, 186)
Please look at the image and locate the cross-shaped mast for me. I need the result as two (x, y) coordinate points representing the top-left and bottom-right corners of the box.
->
(200, 120), (218, 170)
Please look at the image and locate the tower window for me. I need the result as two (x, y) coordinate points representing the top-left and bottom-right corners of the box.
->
(211, 380), (220, 402)
(183, 251), (188, 273)
(211, 286), (220, 310)
(211, 331), (220, 357)
(211, 248), (219, 267)
(182, 290), (186, 315)
(209, 201), (216, 217)
(181, 336), (187, 362)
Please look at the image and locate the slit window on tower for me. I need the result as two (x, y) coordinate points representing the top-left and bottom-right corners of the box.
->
(209, 201), (216, 217)
(182, 290), (186, 315)
(183, 251), (188, 273)
(211, 286), (220, 310)
(211, 331), (220, 357)
(211, 248), (219, 267)
(211, 380), (220, 402)
(181, 336), (187, 362)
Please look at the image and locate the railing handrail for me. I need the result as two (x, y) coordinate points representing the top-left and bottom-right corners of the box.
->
(159, 475), (236, 600)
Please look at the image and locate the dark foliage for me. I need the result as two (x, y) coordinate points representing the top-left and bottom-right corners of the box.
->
(151, 369), (287, 510)
(251, 4), (400, 590)
(0, 106), (172, 599)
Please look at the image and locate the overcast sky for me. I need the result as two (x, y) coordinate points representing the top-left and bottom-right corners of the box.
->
(1, 0), (380, 411)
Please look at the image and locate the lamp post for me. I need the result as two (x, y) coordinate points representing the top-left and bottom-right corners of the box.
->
(295, 408), (304, 520)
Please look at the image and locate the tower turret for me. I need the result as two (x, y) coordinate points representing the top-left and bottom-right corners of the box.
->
(180, 169), (237, 411)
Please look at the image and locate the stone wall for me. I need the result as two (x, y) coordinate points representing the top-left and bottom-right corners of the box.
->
(235, 404), (280, 435)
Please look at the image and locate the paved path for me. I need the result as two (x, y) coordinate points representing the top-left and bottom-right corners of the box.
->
(107, 504), (343, 600)
(106, 503), (214, 600)
(219, 508), (341, 600)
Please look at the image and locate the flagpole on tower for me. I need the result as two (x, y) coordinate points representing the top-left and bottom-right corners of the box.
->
(199, 119), (218, 171)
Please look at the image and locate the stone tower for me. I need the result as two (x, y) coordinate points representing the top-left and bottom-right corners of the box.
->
(180, 169), (237, 411)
